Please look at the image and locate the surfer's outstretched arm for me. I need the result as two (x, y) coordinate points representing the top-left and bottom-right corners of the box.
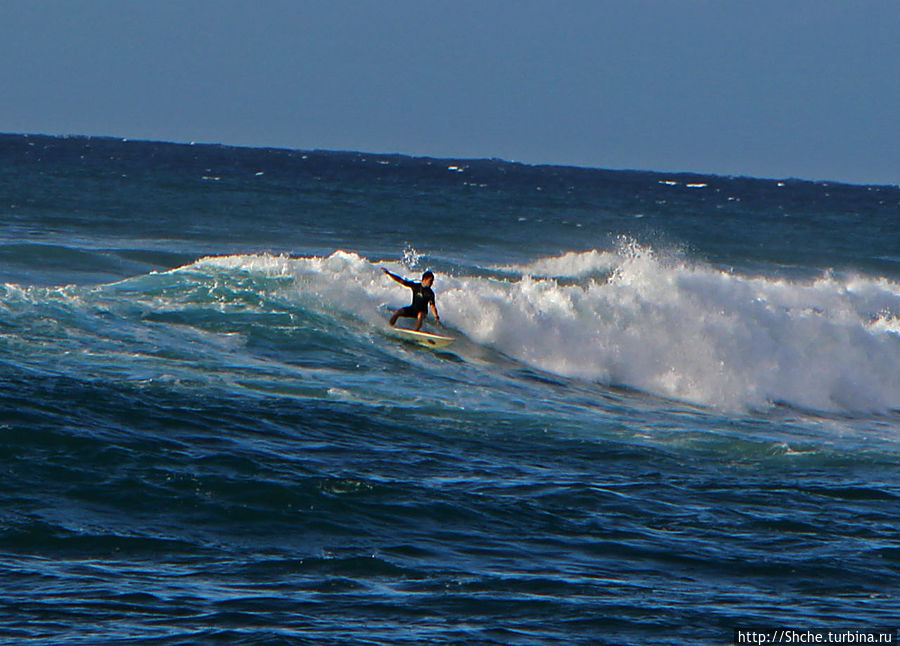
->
(382, 268), (414, 287)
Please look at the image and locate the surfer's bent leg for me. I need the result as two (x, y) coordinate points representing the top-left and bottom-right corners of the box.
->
(391, 306), (418, 327)
(413, 311), (426, 331)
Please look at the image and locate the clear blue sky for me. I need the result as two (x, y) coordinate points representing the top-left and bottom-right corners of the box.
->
(2, 0), (898, 185)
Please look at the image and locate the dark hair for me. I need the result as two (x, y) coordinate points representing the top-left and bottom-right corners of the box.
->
(422, 271), (434, 280)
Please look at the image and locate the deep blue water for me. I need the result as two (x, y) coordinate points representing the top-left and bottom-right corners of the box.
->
(1, 133), (899, 644)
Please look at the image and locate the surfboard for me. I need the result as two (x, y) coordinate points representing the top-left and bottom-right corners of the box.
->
(390, 326), (455, 349)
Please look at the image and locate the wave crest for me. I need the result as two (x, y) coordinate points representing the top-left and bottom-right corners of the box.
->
(191, 247), (900, 413)
(461, 246), (900, 412)
(6, 247), (899, 414)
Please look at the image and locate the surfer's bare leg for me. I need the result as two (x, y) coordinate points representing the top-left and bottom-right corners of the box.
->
(413, 311), (426, 331)
(389, 309), (401, 327)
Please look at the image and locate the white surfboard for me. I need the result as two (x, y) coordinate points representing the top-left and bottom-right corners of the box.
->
(390, 326), (455, 349)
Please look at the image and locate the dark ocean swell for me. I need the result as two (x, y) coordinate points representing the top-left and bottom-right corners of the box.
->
(3, 364), (899, 644)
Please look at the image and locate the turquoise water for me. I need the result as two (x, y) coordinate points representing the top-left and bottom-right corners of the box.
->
(1, 134), (899, 644)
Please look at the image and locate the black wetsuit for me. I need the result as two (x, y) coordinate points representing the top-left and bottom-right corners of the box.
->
(397, 283), (435, 318)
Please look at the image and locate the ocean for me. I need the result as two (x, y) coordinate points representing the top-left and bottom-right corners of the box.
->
(1, 133), (898, 645)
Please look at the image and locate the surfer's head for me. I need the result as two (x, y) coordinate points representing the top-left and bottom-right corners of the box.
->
(422, 271), (434, 286)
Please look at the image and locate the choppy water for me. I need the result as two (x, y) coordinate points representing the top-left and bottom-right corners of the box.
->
(1, 133), (899, 644)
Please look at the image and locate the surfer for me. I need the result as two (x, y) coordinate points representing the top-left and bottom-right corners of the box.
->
(383, 268), (441, 331)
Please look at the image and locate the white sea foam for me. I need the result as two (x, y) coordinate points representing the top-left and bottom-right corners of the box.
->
(191, 248), (900, 414)
(497, 248), (619, 278)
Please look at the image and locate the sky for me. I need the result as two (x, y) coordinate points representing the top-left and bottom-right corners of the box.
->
(1, 0), (898, 185)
